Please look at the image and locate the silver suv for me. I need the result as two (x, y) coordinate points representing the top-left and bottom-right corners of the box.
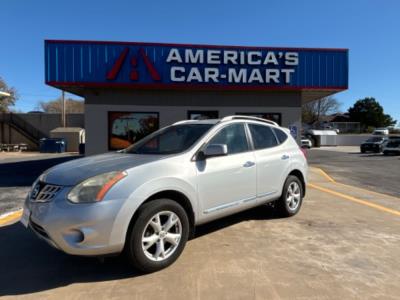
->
(21, 116), (307, 272)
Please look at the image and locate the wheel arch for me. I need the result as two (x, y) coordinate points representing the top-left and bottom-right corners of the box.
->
(125, 189), (196, 247)
(288, 169), (306, 197)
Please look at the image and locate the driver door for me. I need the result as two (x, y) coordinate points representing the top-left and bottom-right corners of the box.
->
(195, 123), (257, 219)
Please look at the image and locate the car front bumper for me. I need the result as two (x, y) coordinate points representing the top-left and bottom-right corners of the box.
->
(22, 188), (126, 256)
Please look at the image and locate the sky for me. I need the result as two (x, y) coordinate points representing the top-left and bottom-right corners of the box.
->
(1, 0), (399, 124)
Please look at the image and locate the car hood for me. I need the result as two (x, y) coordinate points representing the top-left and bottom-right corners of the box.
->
(42, 153), (169, 186)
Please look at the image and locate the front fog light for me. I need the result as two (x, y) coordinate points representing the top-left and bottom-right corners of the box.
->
(67, 171), (127, 204)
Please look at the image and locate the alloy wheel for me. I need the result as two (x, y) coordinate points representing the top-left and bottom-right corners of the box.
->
(286, 182), (301, 211)
(141, 211), (182, 262)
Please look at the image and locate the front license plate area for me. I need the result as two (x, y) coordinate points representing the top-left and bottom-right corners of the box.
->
(20, 208), (30, 228)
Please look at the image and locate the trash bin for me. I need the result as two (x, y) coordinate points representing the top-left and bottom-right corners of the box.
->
(39, 138), (67, 153)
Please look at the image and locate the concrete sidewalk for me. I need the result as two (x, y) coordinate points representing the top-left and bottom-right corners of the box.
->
(0, 168), (399, 299)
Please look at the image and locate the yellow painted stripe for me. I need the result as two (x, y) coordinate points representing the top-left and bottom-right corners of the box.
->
(312, 167), (336, 183)
(312, 167), (400, 200)
(308, 183), (400, 217)
(334, 181), (400, 200)
(0, 210), (23, 226)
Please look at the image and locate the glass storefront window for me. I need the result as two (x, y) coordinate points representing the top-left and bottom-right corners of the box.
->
(108, 112), (159, 150)
(188, 110), (219, 120)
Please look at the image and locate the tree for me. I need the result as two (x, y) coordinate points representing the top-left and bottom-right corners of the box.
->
(302, 96), (341, 124)
(0, 77), (18, 112)
(348, 97), (396, 129)
(39, 97), (84, 113)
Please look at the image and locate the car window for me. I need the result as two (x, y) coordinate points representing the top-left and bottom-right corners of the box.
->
(126, 124), (213, 154)
(249, 124), (278, 150)
(387, 140), (400, 147)
(207, 123), (249, 155)
(273, 128), (288, 144)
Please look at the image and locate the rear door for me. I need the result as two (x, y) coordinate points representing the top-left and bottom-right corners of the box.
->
(248, 123), (290, 202)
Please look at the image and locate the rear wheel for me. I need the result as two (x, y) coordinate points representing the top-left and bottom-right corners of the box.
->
(126, 199), (189, 273)
(275, 175), (303, 217)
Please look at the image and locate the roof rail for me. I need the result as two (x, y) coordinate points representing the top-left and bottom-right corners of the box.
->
(221, 115), (279, 127)
(173, 120), (191, 125)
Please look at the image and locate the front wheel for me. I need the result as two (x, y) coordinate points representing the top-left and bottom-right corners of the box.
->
(275, 175), (304, 217)
(125, 199), (189, 273)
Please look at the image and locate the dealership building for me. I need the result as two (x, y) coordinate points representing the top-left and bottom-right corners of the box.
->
(45, 40), (348, 155)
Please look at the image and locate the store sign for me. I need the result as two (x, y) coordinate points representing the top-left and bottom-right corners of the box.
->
(165, 48), (298, 84)
(45, 40), (348, 90)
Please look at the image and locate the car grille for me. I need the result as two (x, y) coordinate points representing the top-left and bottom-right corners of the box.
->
(31, 183), (62, 202)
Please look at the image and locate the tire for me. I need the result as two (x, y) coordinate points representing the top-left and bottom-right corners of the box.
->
(275, 175), (304, 217)
(125, 199), (190, 273)
(361, 149), (366, 153)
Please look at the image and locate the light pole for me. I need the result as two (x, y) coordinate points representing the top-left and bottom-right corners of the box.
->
(61, 91), (66, 127)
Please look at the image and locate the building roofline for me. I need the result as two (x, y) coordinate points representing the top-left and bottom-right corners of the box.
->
(46, 81), (348, 91)
(45, 39), (348, 52)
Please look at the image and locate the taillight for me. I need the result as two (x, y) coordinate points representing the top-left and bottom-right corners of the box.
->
(300, 147), (307, 159)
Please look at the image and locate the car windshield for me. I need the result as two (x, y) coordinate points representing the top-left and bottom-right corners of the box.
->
(366, 137), (383, 142)
(124, 124), (214, 154)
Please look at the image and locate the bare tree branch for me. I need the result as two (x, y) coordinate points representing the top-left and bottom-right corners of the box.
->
(302, 96), (341, 124)
(39, 97), (84, 113)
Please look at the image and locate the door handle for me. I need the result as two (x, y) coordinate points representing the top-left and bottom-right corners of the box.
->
(281, 154), (290, 160)
(243, 161), (255, 168)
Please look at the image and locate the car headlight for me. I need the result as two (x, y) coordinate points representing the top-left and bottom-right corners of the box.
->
(67, 171), (127, 203)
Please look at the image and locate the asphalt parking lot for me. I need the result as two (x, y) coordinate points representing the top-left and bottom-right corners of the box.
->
(0, 151), (399, 299)
(0, 152), (80, 216)
(307, 146), (400, 197)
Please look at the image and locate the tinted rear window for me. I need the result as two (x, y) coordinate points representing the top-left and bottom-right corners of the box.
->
(248, 124), (278, 150)
(273, 128), (288, 144)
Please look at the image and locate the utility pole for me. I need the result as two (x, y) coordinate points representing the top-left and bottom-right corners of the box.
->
(61, 91), (66, 127)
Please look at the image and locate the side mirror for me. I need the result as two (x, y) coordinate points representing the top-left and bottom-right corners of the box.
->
(202, 144), (228, 158)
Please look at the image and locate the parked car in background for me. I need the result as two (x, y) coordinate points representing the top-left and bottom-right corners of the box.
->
(360, 136), (388, 153)
(21, 115), (308, 273)
(301, 136), (312, 149)
(373, 128), (389, 135)
(383, 139), (400, 155)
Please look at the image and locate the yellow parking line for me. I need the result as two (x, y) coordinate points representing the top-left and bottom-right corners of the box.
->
(312, 167), (400, 200)
(0, 210), (23, 226)
(308, 183), (400, 217)
(315, 167), (336, 183)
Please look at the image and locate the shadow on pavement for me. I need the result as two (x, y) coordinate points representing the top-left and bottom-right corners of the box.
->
(0, 204), (277, 296)
(0, 156), (81, 187)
